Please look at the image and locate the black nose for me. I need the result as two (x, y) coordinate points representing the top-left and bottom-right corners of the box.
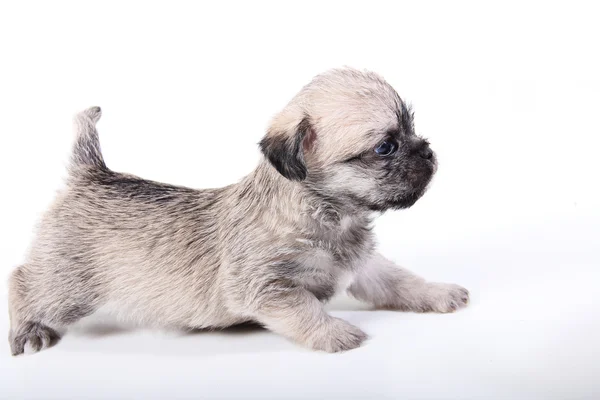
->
(418, 143), (433, 159)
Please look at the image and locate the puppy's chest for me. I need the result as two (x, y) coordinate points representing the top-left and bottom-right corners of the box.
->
(310, 217), (375, 266)
(294, 249), (357, 301)
(294, 220), (374, 301)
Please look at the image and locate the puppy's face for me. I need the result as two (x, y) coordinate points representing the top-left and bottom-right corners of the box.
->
(260, 68), (437, 212)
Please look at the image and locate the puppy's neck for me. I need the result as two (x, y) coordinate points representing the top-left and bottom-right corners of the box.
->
(239, 161), (373, 229)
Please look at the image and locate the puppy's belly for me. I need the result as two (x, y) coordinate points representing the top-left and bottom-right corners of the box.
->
(99, 267), (244, 329)
(100, 290), (246, 329)
(98, 298), (248, 329)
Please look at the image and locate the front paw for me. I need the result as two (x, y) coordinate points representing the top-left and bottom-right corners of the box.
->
(422, 283), (469, 313)
(305, 317), (368, 353)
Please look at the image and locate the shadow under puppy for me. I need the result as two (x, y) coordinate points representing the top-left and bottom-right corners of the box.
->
(8, 68), (469, 355)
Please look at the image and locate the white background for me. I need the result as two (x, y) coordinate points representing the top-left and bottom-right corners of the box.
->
(1, 1), (599, 399)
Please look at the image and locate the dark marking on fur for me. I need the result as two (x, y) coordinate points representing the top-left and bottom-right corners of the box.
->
(267, 262), (337, 302)
(83, 170), (199, 202)
(310, 284), (336, 302)
(58, 304), (96, 324)
(395, 101), (414, 136)
(259, 117), (311, 181)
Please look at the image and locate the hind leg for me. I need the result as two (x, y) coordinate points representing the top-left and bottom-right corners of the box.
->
(8, 264), (101, 356)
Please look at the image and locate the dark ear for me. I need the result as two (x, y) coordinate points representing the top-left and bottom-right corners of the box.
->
(259, 117), (312, 181)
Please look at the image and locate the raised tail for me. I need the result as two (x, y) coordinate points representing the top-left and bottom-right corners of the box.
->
(71, 106), (106, 170)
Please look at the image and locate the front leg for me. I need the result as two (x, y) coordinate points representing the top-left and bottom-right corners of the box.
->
(232, 277), (367, 352)
(348, 253), (469, 312)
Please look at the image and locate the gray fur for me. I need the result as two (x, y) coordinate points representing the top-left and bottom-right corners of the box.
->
(8, 68), (468, 355)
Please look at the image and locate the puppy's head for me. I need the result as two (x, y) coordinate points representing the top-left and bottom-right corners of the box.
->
(260, 68), (436, 212)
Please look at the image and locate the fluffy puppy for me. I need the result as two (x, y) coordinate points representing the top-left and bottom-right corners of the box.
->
(8, 68), (469, 355)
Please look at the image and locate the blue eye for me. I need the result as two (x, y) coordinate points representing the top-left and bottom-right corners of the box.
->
(374, 140), (398, 156)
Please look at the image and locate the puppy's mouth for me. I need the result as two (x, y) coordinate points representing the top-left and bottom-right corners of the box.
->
(388, 189), (427, 209)
(385, 160), (436, 210)
(364, 177), (433, 212)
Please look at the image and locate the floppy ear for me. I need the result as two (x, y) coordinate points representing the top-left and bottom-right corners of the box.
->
(259, 116), (313, 181)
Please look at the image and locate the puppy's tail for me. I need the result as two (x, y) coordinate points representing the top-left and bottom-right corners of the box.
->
(70, 106), (107, 170)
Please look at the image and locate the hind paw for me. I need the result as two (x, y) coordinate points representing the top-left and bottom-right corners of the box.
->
(10, 322), (61, 356)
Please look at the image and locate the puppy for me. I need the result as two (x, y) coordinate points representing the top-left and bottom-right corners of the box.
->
(8, 68), (468, 355)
